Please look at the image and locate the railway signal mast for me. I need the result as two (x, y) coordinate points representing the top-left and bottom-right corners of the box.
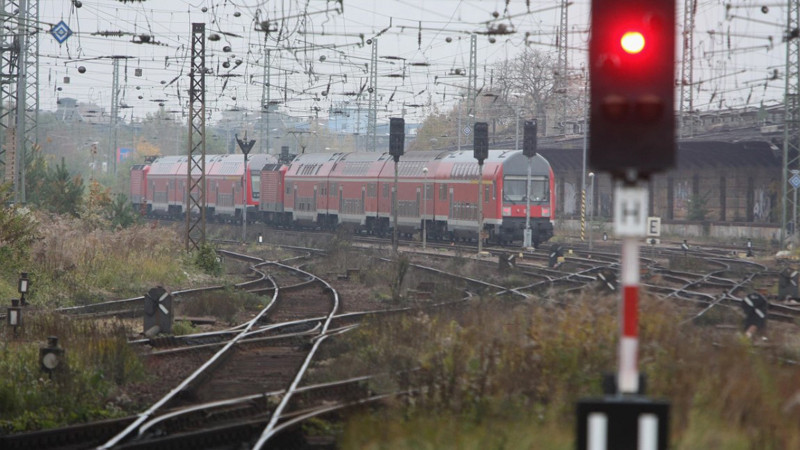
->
(473, 122), (489, 254)
(522, 119), (538, 249)
(389, 117), (405, 252)
(578, 0), (675, 449)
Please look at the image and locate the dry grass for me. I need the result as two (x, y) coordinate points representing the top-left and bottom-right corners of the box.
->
(27, 214), (191, 305)
(323, 293), (800, 449)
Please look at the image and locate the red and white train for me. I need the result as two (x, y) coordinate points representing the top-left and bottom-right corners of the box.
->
(130, 149), (556, 246)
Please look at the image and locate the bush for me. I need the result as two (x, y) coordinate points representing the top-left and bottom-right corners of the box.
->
(193, 243), (222, 276)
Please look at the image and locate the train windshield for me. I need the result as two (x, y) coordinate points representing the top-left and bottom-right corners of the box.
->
(503, 176), (548, 203)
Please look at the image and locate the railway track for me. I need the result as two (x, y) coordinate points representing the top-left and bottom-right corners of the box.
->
(4, 235), (800, 448)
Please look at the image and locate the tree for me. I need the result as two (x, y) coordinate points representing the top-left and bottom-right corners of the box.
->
(408, 106), (459, 151)
(41, 157), (84, 217)
(0, 184), (38, 267)
(493, 48), (557, 121)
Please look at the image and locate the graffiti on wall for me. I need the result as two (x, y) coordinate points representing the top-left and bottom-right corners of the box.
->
(753, 186), (772, 222)
(673, 180), (691, 219)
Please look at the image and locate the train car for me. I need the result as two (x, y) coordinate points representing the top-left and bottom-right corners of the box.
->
(258, 162), (288, 225)
(142, 155), (187, 216)
(377, 149), (554, 245)
(132, 153), (277, 221)
(130, 162), (151, 214)
(492, 151), (555, 245)
(205, 153), (276, 220)
(329, 151), (398, 233)
(282, 152), (343, 227)
(134, 149), (555, 246)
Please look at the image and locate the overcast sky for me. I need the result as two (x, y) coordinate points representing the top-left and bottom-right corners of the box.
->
(34, 0), (787, 125)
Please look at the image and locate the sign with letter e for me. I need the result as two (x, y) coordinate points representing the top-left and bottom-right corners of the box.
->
(647, 217), (661, 237)
(614, 186), (648, 236)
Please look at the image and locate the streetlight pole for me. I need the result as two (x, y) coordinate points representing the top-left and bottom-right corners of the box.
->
(423, 167), (428, 250)
(235, 133), (256, 243)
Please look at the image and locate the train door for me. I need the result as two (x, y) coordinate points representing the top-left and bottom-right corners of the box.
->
(313, 185), (318, 213)
(449, 187), (454, 218)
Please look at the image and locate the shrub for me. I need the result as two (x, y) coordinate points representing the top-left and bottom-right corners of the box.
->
(193, 243), (222, 276)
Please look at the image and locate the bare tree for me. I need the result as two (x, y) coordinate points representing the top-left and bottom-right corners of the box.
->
(498, 48), (557, 120)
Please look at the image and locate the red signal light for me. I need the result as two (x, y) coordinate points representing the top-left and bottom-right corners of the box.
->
(589, 0), (676, 180)
(620, 31), (645, 54)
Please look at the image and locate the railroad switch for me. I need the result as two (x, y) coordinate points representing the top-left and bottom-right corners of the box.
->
(498, 253), (516, 270)
(742, 291), (768, 339)
(549, 245), (564, 268)
(596, 269), (617, 292)
(143, 286), (173, 336)
(779, 268), (799, 301)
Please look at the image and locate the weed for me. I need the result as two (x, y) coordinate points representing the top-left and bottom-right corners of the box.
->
(171, 320), (196, 336)
(0, 313), (145, 432)
(326, 292), (800, 448)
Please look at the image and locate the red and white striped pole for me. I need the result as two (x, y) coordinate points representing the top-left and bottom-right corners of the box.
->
(613, 185), (647, 395)
(619, 236), (640, 394)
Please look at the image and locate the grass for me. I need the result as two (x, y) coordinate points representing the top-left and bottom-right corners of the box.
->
(23, 214), (193, 306)
(316, 293), (800, 449)
(0, 314), (145, 433)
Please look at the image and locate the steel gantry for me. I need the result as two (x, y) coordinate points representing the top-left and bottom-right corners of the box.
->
(555, 0), (569, 135)
(0, 0), (37, 203)
(366, 38), (378, 151)
(186, 23), (207, 252)
(0, 0), (19, 186)
(679, 0), (697, 138)
(259, 47), (271, 154)
(467, 34), (477, 120)
(110, 56), (121, 175)
(783, 0), (800, 245)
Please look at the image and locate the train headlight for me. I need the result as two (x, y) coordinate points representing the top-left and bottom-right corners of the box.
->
(541, 207), (550, 217)
(502, 206), (512, 217)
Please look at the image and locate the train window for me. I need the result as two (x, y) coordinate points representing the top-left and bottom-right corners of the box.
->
(367, 183), (377, 198)
(383, 184), (390, 198)
(286, 183), (292, 195)
(503, 176), (549, 203)
(484, 186), (491, 202)
(439, 184), (448, 201)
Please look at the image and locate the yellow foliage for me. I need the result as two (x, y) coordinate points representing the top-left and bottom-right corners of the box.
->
(135, 138), (161, 157)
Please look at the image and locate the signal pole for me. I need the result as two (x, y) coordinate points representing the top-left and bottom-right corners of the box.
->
(389, 118), (405, 253)
(474, 122), (488, 254)
(577, 1), (676, 448)
(236, 133), (256, 243)
(522, 119), (538, 249)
